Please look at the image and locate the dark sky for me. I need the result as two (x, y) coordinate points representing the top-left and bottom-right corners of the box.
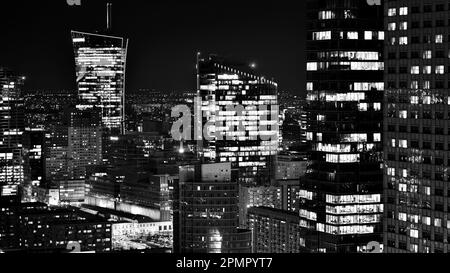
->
(0, 0), (306, 95)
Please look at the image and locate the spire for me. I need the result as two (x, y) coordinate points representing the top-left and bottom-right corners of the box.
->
(106, 2), (113, 32)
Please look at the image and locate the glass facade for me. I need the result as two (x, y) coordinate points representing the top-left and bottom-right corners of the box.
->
(0, 68), (26, 197)
(197, 55), (279, 186)
(384, 0), (450, 253)
(301, 0), (384, 253)
(71, 31), (128, 134)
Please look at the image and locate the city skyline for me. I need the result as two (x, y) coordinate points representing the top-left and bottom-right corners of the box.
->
(0, 0), (306, 94)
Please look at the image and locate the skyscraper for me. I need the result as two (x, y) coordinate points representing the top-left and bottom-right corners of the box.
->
(71, 28), (128, 133)
(384, 0), (450, 253)
(45, 108), (102, 204)
(301, 0), (384, 252)
(174, 162), (252, 253)
(196, 55), (279, 186)
(0, 68), (26, 197)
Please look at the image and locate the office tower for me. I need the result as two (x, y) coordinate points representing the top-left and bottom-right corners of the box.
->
(384, 1), (450, 253)
(71, 14), (128, 133)
(174, 162), (252, 253)
(45, 108), (102, 204)
(247, 207), (301, 253)
(0, 68), (26, 197)
(196, 55), (279, 186)
(302, 0), (384, 252)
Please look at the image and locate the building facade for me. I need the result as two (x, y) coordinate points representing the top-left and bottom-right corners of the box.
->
(0, 68), (26, 198)
(384, 0), (450, 253)
(71, 31), (128, 134)
(302, 0), (384, 252)
(196, 55), (279, 186)
(174, 162), (252, 253)
(247, 207), (301, 253)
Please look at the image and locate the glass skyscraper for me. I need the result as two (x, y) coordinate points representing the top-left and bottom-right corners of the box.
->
(301, 0), (384, 253)
(0, 68), (26, 197)
(384, 0), (450, 253)
(71, 31), (128, 134)
(196, 55), (279, 186)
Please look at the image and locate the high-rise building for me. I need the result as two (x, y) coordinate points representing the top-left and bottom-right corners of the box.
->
(196, 55), (279, 186)
(44, 108), (102, 204)
(302, 0), (384, 252)
(174, 162), (252, 253)
(0, 68), (26, 198)
(71, 30), (128, 133)
(384, 0), (450, 253)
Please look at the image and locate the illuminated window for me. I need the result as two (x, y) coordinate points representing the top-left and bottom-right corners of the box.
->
(374, 133), (381, 142)
(399, 36), (408, 45)
(398, 212), (407, 221)
(387, 168), (395, 176)
(374, 103), (381, 111)
(313, 31), (332, 41)
(410, 66), (419, 75)
(378, 32), (384, 40)
(317, 133), (323, 141)
(387, 23), (396, 31)
(388, 8), (397, 16)
(389, 37), (396, 45)
(423, 66), (432, 74)
(422, 216), (431, 225)
(364, 31), (373, 40)
(358, 103), (368, 111)
(422, 50), (432, 59)
(399, 7), (408, 15)
(423, 81), (430, 90)
(436, 65), (445, 74)
(318, 10), (335, 20)
(391, 139), (396, 148)
(410, 244), (418, 253)
(347, 32), (358, 40)
(344, 10), (354, 19)
(435, 218), (442, 227)
(399, 140), (407, 148)
(410, 96), (419, 104)
(307, 62), (318, 71)
(307, 82), (313, 91)
(435, 34), (444, 43)
(399, 22), (408, 30)
(399, 110), (407, 119)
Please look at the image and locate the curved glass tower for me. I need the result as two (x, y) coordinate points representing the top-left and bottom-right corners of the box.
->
(71, 31), (128, 134)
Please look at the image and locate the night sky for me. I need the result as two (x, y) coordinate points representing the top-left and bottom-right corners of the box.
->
(0, 0), (306, 95)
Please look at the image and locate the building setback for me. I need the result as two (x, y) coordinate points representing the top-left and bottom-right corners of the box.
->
(302, 0), (384, 253)
(384, 0), (450, 253)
